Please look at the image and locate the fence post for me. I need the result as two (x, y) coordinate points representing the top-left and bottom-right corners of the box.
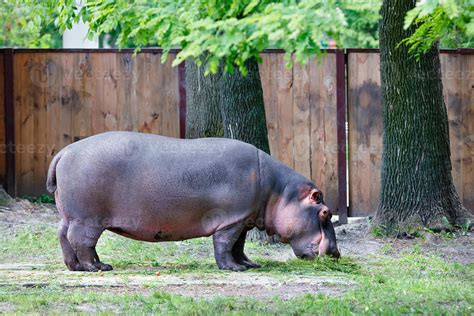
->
(336, 49), (348, 224)
(3, 49), (15, 196)
(178, 62), (186, 139)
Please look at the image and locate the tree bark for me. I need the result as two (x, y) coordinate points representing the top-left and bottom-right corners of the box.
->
(220, 58), (270, 154)
(185, 58), (224, 138)
(376, 0), (471, 233)
(185, 57), (276, 242)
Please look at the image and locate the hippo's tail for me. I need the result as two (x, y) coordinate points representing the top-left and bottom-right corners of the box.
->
(46, 151), (63, 193)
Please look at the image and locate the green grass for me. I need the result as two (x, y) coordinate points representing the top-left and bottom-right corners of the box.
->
(1, 225), (473, 314)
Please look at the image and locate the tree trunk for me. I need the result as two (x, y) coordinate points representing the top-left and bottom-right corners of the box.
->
(220, 58), (270, 154)
(376, 0), (470, 233)
(185, 57), (277, 242)
(185, 58), (224, 138)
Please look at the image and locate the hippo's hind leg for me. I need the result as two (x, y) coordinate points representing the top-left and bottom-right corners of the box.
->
(231, 231), (260, 269)
(213, 224), (248, 272)
(58, 220), (82, 271)
(67, 221), (112, 272)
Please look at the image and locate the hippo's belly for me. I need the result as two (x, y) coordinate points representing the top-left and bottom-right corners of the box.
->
(105, 193), (247, 242)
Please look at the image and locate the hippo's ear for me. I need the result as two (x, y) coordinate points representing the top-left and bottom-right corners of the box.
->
(298, 186), (322, 204)
(309, 189), (322, 204)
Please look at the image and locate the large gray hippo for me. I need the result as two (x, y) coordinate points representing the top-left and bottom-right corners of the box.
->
(47, 131), (340, 272)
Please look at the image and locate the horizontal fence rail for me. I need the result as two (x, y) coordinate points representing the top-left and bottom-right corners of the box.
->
(1, 48), (473, 219)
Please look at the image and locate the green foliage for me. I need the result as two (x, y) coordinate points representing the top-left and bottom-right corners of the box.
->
(403, 0), (474, 56)
(24, 194), (55, 204)
(0, 0), (61, 48)
(51, 0), (348, 74)
(337, 0), (381, 48)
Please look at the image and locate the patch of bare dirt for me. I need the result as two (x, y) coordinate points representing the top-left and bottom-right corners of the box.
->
(0, 263), (355, 299)
(335, 217), (473, 265)
(0, 192), (58, 235)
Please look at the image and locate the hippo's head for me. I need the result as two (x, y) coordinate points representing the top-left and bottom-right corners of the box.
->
(271, 183), (340, 259)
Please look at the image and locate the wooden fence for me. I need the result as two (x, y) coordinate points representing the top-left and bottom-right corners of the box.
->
(1, 48), (473, 219)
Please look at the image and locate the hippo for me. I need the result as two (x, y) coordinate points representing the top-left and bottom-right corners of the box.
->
(47, 131), (340, 272)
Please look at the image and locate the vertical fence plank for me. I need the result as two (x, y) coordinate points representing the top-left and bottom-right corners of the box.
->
(309, 57), (324, 190)
(146, 53), (163, 134)
(32, 53), (49, 196)
(137, 55), (152, 133)
(46, 52), (64, 189)
(159, 55), (171, 136)
(165, 54), (181, 137)
(72, 53), (93, 142)
(59, 53), (74, 159)
(442, 53), (464, 207)
(117, 53), (134, 132)
(323, 54), (339, 214)
(292, 60), (311, 179)
(309, 55), (338, 212)
(347, 52), (382, 216)
(276, 53), (294, 168)
(459, 53), (474, 211)
(14, 53), (35, 196)
(90, 54), (105, 135)
(103, 54), (119, 132)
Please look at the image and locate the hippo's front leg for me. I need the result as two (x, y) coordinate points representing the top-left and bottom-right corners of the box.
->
(213, 223), (248, 271)
(232, 231), (260, 269)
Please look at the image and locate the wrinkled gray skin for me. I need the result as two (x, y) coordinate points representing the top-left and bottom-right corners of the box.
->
(47, 131), (340, 272)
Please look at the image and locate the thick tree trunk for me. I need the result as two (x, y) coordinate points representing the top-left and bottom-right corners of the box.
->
(185, 58), (224, 138)
(185, 57), (276, 242)
(220, 59), (270, 154)
(376, 0), (470, 233)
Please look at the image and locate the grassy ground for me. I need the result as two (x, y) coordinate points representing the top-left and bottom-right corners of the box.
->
(0, 201), (473, 315)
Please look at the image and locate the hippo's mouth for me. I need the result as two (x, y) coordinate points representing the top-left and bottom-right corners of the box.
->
(296, 244), (319, 259)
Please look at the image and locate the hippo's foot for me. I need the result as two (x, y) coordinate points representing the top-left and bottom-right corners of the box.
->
(217, 260), (248, 272)
(234, 254), (260, 269)
(241, 259), (261, 269)
(94, 262), (113, 271)
(66, 261), (113, 272)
